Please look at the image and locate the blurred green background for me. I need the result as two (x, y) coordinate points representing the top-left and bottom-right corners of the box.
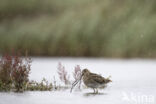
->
(0, 0), (156, 58)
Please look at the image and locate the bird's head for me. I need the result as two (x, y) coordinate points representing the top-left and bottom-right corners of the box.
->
(82, 69), (90, 76)
(105, 76), (112, 83)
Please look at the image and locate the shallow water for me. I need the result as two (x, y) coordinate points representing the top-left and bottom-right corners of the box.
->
(0, 57), (156, 104)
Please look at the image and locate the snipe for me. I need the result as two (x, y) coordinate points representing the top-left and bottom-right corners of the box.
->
(71, 69), (112, 93)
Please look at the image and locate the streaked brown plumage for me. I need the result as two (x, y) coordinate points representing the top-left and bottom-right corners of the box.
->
(82, 69), (112, 93)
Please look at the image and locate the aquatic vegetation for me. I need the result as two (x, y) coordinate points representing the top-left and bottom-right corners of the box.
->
(0, 54), (12, 91)
(0, 80), (12, 91)
(11, 56), (31, 92)
(0, 54), (31, 92)
(0, 54), (55, 92)
(73, 65), (81, 81)
(27, 78), (52, 91)
(57, 62), (70, 85)
(0, 55), (83, 92)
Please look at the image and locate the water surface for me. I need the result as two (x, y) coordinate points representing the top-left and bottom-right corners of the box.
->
(0, 58), (156, 104)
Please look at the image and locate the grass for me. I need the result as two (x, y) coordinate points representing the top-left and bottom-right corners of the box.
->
(0, 0), (156, 58)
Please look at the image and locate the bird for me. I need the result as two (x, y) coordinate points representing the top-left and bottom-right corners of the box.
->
(81, 69), (112, 93)
(70, 68), (112, 93)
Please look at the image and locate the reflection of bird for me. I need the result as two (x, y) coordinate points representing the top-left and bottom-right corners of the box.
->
(82, 69), (112, 93)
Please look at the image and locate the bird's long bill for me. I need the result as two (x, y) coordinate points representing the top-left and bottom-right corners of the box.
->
(70, 74), (83, 93)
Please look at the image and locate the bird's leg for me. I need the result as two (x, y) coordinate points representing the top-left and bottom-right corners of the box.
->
(95, 88), (98, 94)
(93, 88), (95, 93)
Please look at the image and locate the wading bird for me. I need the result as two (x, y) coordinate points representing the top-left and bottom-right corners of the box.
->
(71, 69), (112, 93)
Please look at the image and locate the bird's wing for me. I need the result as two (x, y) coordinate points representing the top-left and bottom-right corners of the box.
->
(90, 73), (106, 83)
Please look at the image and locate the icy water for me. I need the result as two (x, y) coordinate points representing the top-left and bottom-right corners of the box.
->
(0, 57), (156, 104)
